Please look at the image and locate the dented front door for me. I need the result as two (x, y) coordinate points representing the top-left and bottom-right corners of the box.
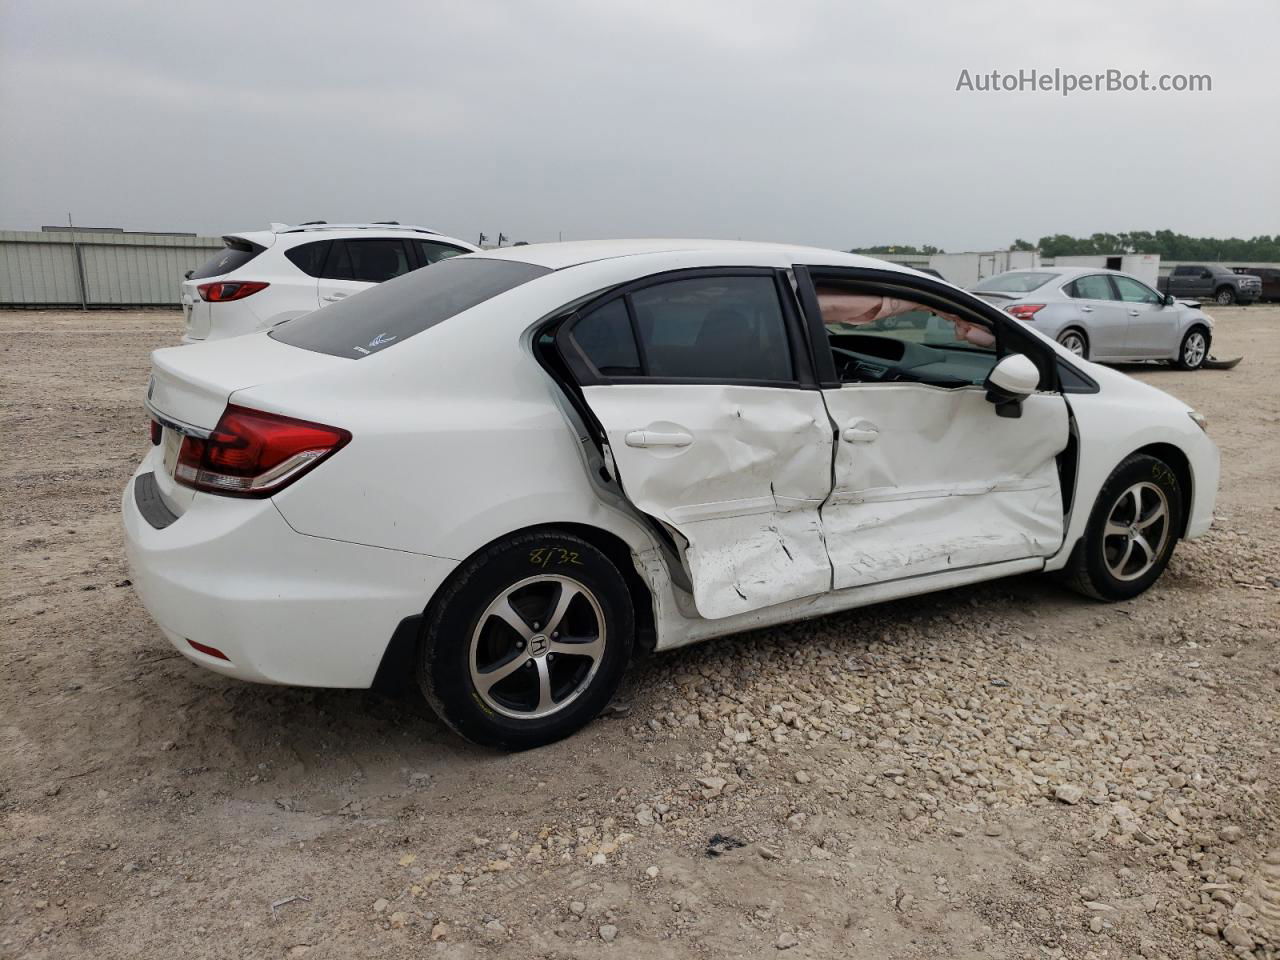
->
(820, 384), (1069, 589)
(582, 383), (833, 618)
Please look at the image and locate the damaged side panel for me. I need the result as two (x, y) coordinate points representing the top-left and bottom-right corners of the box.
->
(580, 383), (834, 619)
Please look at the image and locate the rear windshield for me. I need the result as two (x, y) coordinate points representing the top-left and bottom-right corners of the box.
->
(270, 256), (551, 358)
(190, 239), (264, 279)
(972, 271), (1058, 293)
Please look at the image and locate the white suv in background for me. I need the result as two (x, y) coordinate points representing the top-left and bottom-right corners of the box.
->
(179, 223), (477, 342)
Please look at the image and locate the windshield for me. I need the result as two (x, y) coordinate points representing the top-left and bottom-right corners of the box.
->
(972, 271), (1058, 293)
(270, 257), (551, 358)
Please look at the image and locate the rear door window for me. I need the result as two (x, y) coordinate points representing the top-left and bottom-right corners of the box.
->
(570, 299), (642, 377)
(565, 275), (796, 383)
(324, 239), (415, 283)
(1066, 275), (1116, 300)
(270, 257), (551, 358)
(190, 239), (263, 279)
(630, 276), (794, 382)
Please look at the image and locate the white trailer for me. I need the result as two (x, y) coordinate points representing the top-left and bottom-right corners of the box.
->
(1050, 253), (1161, 287)
(927, 250), (1041, 288)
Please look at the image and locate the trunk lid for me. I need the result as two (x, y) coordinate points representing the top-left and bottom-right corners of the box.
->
(146, 334), (349, 512)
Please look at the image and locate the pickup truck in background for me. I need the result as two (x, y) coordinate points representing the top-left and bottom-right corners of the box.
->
(1234, 266), (1280, 302)
(1157, 264), (1261, 305)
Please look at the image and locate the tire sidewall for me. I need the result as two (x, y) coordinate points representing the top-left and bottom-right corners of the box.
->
(1080, 455), (1183, 601)
(419, 531), (634, 750)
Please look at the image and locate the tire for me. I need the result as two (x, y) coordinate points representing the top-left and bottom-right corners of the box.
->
(418, 529), (634, 750)
(1214, 286), (1236, 305)
(1175, 326), (1210, 370)
(1062, 453), (1183, 602)
(1057, 328), (1088, 358)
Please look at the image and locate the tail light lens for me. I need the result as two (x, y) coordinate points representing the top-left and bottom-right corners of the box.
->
(150, 418), (162, 445)
(174, 405), (350, 498)
(197, 281), (269, 302)
(1006, 303), (1046, 321)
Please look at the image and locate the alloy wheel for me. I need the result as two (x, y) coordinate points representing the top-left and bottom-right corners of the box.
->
(1183, 331), (1207, 368)
(1060, 332), (1086, 357)
(469, 575), (606, 720)
(1102, 481), (1171, 582)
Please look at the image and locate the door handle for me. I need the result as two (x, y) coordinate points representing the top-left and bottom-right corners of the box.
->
(322, 292), (347, 302)
(1079, 306), (1093, 313)
(625, 429), (693, 448)
(1128, 309), (1141, 316)
(841, 424), (880, 444)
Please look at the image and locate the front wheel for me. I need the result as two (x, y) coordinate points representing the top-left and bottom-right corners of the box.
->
(1175, 327), (1209, 370)
(1214, 286), (1236, 305)
(1062, 454), (1182, 602)
(418, 530), (634, 750)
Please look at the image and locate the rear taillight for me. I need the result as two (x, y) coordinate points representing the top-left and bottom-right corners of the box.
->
(150, 419), (162, 445)
(197, 281), (269, 302)
(174, 405), (350, 498)
(1006, 303), (1046, 321)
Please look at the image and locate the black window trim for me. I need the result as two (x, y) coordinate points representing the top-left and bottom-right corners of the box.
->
(793, 265), (1061, 393)
(557, 267), (817, 389)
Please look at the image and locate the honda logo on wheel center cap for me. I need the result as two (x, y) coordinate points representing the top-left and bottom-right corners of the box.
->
(529, 634), (549, 656)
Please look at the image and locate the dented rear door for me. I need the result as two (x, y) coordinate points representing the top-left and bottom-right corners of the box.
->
(556, 270), (834, 619)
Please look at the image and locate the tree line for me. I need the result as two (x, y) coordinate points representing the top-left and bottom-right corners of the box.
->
(852, 232), (1280, 261)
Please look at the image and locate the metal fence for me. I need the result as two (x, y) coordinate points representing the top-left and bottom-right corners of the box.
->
(0, 230), (223, 307)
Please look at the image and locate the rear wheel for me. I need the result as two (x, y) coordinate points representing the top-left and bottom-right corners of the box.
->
(1057, 329), (1088, 358)
(1214, 286), (1236, 305)
(1062, 453), (1182, 601)
(1175, 326), (1209, 370)
(418, 529), (634, 749)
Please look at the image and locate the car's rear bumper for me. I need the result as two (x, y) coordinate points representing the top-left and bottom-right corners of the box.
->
(122, 469), (457, 687)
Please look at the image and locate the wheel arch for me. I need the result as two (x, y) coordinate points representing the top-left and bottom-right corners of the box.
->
(1131, 442), (1194, 537)
(371, 521), (658, 695)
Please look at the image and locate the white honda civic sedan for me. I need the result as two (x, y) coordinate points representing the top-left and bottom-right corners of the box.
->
(123, 240), (1219, 749)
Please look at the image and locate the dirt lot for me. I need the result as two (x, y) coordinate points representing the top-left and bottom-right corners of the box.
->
(2, 306), (1278, 960)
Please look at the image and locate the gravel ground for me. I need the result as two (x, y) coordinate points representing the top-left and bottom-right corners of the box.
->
(1, 306), (1278, 960)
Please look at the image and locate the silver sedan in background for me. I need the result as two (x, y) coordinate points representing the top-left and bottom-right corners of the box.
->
(971, 267), (1214, 370)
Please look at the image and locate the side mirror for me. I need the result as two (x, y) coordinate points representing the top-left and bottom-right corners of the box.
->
(184, 269), (194, 280)
(1163, 293), (1175, 306)
(984, 353), (1039, 419)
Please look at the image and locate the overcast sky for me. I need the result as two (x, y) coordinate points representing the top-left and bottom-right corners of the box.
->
(1, 0), (1276, 251)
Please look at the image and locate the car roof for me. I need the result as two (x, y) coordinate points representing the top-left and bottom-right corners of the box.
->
(468, 238), (919, 273)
